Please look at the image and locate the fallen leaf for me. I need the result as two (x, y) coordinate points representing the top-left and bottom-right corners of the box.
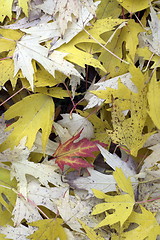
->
(57, 113), (94, 140)
(28, 218), (67, 240)
(92, 168), (135, 227)
(51, 130), (103, 170)
(13, 35), (81, 90)
(0, 93), (54, 151)
(122, 206), (160, 240)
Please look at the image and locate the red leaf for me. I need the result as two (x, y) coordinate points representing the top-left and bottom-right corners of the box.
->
(51, 130), (105, 170)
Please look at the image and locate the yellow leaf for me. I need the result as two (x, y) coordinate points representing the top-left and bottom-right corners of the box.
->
(0, 93), (54, 151)
(113, 168), (134, 198)
(91, 79), (131, 110)
(35, 87), (69, 99)
(117, 0), (153, 13)
(28, 218), (67, 240)
(107, 87), (151, 156)
(58, 18), (125, 72)
(0, 29), (23, 53)
(0, 29), (23, 86)
(0, 0), (13, 22)
(96, 0), (121, 19)
(18, 0), (29, 16)
(79, 220), (105, 240)
(99, 20), (142, 77)
(0, 59), (20, 88)
(92, 168), (135, 227)
(123, 206), (160, 240)
(0, 0), (29, 21)
(128, 61), (146, 91)
(148, 71), (160, 129)
(34, 68), (64, 87)
(0, 168), (17, 213)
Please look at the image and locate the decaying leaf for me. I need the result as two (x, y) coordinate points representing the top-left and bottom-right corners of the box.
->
(107, 87), (151, 156)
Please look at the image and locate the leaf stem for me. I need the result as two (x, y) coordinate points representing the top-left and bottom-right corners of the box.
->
(0, 86), (25, 107)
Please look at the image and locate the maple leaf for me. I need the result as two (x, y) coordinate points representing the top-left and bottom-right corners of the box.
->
(51, 130), (103, 170)
(98, 19), (142, 78)
(0, 0), (29, 22)
(92, 168), (135, 228)
(147, 71), (160, 129)
(56, 189), (100, 233)
(122, 206), (160, 240)
(0, 93), (54, 151)
(28, 218), (67, 240)
(38, 0), (99, 36)
(79, 220), (105, 240)
(107, 87), (152, 156)
(0, 225), (35, 240)
(117, 0), (152, 13)
(13, 34), (81, 90)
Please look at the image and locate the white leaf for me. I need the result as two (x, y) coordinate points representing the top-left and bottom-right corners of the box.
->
(37, 0), (99, 36)
(3, 15), (52, 29)
(13, 35), (81, 90)
(144, 131), (160, 147)
(0, 225), (35, 240)
(97, 145), (136, 178)
(144, 7), (160, 56)
(57, 113), (94, 140)
(27, 179), (69, 214)
(11, 159), (66, 191)
(57, 190), (100, 232)
(140, 144), (160, 177)
(0, 115), (9, 145)
(54, 122), (72, 144)
(33, 132), (58, 155)
(12, 193), (42, 226)
(66, 168), (116, 198)
(8, 139), (67, 224)
(84, 73), (138, 109)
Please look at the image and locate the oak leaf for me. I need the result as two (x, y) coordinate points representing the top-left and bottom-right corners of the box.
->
(51, 130), (103, 170)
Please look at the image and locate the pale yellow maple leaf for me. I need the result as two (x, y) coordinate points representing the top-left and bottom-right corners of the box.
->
(0, 0), (29, 22)
(107, 87), (151, 156)
(0, 29), (23, 87)
(0, 93), (54, 151)
(122, 206), (160, 240)
(28, 218), (67, 240)
(79, 220), (105, 240)
(148, 71), (160, 129)
(92, 168), (135, 228)
(98, 19), (143, 78)
(117, 0), (153, 13)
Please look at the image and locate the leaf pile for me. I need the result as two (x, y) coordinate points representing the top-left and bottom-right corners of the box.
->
(0, 0), (160, 240)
